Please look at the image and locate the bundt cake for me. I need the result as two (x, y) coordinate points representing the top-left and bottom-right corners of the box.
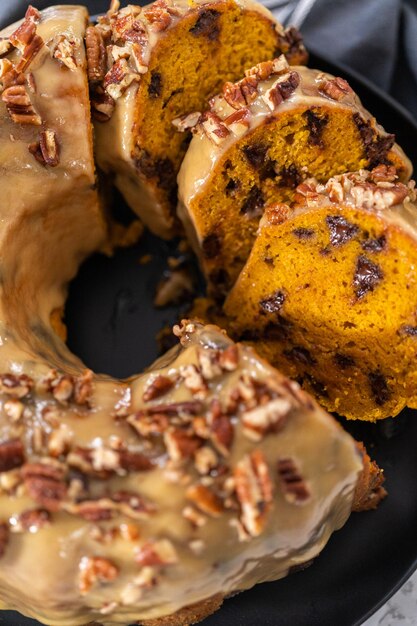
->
(89, 0), (307, 239)
(0, 4), (391, 625)
(224, 167), (417, 421)
(177, 57), (412, 297)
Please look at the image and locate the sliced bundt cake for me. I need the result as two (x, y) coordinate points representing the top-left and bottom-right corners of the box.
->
(224, 167), (417, 421)
(177, 57), (412, 297)
(89, 0), (307, 239)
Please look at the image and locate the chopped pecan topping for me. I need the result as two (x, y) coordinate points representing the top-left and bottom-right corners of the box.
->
(277, 458), (310, 503)
(318, 76), (353, 101)
(222, 75), (258, 110)
(264, 202), (292, 224)
(9, 508), (50, 533)
(234, 450), (273, 537)
(79, 556), (119, 595)
(135, 538), (178, 566)
(0, 522), (9, 558)
(182, 505), (206, 527)
(85, 26), (107, 83)
(180, 364), (208, 398)
(120, 567), (156, 605)
(143, 375), (174, 401)
(172, 111), (201, 132)
(67, 445), (152, 476)
(0, 468), (22, 494)
(194, 445), (218, 475)
(208, 399), (234, 456)
(218, 345), (239, 371)
(262, 71), (300, 111)
(197, 348), (223, 380)
(138, 400), (204, 417)
(0, 439), (25, 472)
(128, 411), (169, 437)
(199, 111), (230, 145)
(277, 26), (308, 65)
(242, 398), (291, 441)
(21, 461), (67, 511)
(9, 8), (44, 73)
(74, 370), (93, 406)
(47, 424), (73, 457)
(91, 87), (115, 122)
(186, 484), (223, 516)
(164, 428), (201, 463)
(143, 0), (175, 32)
(3, 398), (24, 422)
(0, 39), (11, 57)
(0, 373), (33, 398)
(104, 58), (139, 100)
(224, 108), (250, 137)
(48, 34), (78, 70)
(29, 129), (60, 167)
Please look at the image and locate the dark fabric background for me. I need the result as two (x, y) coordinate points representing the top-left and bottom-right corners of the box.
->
(0, 0), (416, 120)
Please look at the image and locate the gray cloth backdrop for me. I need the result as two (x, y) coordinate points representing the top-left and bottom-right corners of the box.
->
(0, 0), (416, 120)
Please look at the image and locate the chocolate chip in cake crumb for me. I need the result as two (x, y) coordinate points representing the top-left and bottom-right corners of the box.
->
(243, 143), (269, 169)
(240, 185), (265, 218)
(368, 370), (391, 406)
(277, 164), (302, 189)
(135, 150), (175, 191)
(353, 254), (383, 299)
(225, 178), (240, 197)
(148, 71), (162, 98)
(259, 290), (285, 315)
(284, 347), (316, 366)
(202, 233), (222, 259)
(334, 353), (356, 369)
(361, 235), (387, 253)
(190, 9), (221, 41)
(400, 325), (417, 336)
(292, 227), (315, 240)
(353, 113), (395, 167)
(303, 109), (329, 148)
(263, 256), (275, 266)
(326, 215), (359, 247)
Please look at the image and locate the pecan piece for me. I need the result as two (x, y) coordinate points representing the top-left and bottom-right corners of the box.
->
(143, 0), (173, 32)
(143, 375), (174, 401)
(164, 428), (201, 462)
(91, 87), (115, 122)
(318, 76), (353, 102)
(242, 398), (291, 441)
(200, 111), (230, 145)
(186, 484), (223, 517)
(48, 34), (77, 70)
(0, 522), (9, 558)
(172, 111), (201, 132)
(0, 373), (33, 398)
(135, 538), (178, 566)
(277, 457), (310, 503)
(209, 399), (234, 456)
(21, 461), (67, 511)
(104, 58), (139, 100)
(79, 556), (119, 595)
(85, 26), (106, 83)
(10, 508), (50, 533)
(29, 129), (60, 167)
(0, 439), (25, 472)
(3, 398), (24, 422)
(234, 450), (273, 537)
(180, 364), (208, 398)
(2, 82), (41, 125)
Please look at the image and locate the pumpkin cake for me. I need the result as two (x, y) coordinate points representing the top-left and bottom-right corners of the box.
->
(89, 0), (307, 239)
(224, 167), (417, 421)
(177, 57), (412, 298)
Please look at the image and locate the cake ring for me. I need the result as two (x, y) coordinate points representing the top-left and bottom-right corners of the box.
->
(0, 5), (385, 626)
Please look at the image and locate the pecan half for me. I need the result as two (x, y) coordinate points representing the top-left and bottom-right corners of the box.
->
(21, 461), (67, 511)
(143, 375), (174, 401)
(0, 373), (33, 398)
(2, 83), (41, 125)
(186, 484), (223, 516)
(277, 457), (310, 503)
(29, 129), (60, 167)
(234, 450), (273, 537)
(0, 522), (9, 558)
(85, 26), (106, 83)
(242, 398), (291, 441)
(79, 556), (119, 595)
(0, 439), (25, 472)
(135, 538), (178, 566)
(164, 428), (201, 462)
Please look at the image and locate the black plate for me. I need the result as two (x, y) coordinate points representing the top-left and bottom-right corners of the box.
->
(3, 50), (417, 626)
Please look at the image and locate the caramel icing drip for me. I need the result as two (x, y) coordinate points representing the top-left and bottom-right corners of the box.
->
(0, 320), (363, 625)
(176, 59), (412, 249)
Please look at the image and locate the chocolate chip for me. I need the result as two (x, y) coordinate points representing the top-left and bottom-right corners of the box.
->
(0, 438), (25, 472)
(208, 268), (229, 290)
(361, 235), (386, 252)
(243, 143), (268, 168)
(353, 254), (383, 299)
(135, 150), (175, 192)
(303, 109), (329, 148)
(263, 316), (292, 340)
(326, 215), (359, 247)
(202, 233), (222, 259)
(304, 374), (328, 397)
(368, 370), (390, 406)
(353, 113), (395, 168)
(284, 346), (316, 366)
(259, 290), (286, 314)
(334, 353), (356, 369)
(225, 178), (240, 196)
(263, 256), (274, 266)
(240, 185), (265, 218)
(292, 227), (315, 240)
(190, 9), (220, 41)
(148, 71), (162, 98)
(400, 325), (417, 336)
(277, 164), (302, 189)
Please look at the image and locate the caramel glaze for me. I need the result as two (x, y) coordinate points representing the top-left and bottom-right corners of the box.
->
(0, 7), (368, 626)
(177, 61), (412, 261)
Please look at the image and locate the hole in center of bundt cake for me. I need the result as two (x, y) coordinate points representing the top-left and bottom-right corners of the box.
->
(65, 193), (190, 379)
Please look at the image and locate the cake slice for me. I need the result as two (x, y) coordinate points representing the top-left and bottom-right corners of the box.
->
(177, 57), (412, 298)
(89, 0), (307, 239)
(224, 167), (417, 421)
